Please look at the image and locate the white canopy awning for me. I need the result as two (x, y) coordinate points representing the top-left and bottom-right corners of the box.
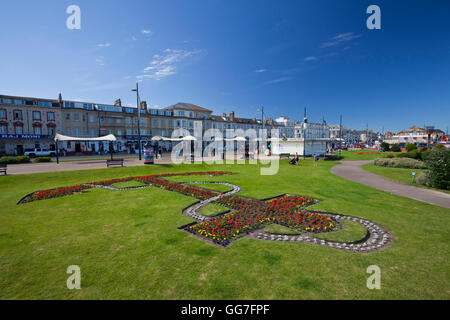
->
(224, 136), (247, 141)
(54, 134), (117, 142)
(181, 135), (197, 141)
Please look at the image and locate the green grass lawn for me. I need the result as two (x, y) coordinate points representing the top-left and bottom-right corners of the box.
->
(0, 159), (449, 299)
(362, 163), (450, 194)
(313, 220), (368, 243)
(188, 183), (233, 193)
(112, 180), (147, 189)
(199, 203), (230, 217)
(333, 150), (395, 161)
(263, 224), (300, 235)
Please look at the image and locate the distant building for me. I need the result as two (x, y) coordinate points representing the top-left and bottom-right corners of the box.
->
(384, 126), (445, 148)
(272, 117), (330, 156)
(0, 94), (266, 156)
(275, 116), (298, 138)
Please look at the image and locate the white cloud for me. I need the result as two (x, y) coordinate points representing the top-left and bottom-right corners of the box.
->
(131, 36), (138, 41)
(255, 69), (267, 73)
(97, 43), (111, 48)
(304, 56), (318, 61)
(96, 57), (105, 66)
(265, 77), (292, 85)
(137, 49), (201, 81)
(141, 29), (152, 35)
(320, 32), (361, 48)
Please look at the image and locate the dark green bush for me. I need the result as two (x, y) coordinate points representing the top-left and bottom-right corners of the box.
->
(33, 157), (52, 163)
(380, 142), (390, 151)
(396, 150), (421, 160)
(425, 150), (450, 190)
(324, 154), (343, 161)
(406, 143), (417, 152)
(0, 156), (31, 164)
(390, 144), (400, 152)
(433, 144), (445, 151)
(420, 150), (432, 161)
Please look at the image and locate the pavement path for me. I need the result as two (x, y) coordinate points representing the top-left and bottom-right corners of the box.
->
(331, 160), (450, 209)
(2, 154), (275, 175)
(3, 158), (171, 175)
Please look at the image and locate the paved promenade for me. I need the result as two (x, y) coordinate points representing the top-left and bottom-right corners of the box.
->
(3, 157), (170, 175)
(3, 154), (273, 175)
(331, 160), (450, 209)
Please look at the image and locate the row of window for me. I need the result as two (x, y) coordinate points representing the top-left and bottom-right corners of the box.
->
(0, 109), (55, 121)
(176, 111), (208, 119)
(0, 98), (56, 108)
(64, 127), (170, 137)
(0, 124), (55, 136)
(1, 110), (262, 131)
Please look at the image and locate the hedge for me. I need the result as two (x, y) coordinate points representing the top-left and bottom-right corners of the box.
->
(0, 156), (31, 165)
(374, 158), (428, 169)
(33, 157), (52, 163)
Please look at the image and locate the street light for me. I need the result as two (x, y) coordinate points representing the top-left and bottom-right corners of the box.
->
(303, 107), (307, 160)
(257, 106), (265, 153)
(132, 83), (142, 160)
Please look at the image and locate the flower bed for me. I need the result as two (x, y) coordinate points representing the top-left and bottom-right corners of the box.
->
(18, 171), (233, 204)
(18, 171), (338, 248)
(187, 195), (337, 246)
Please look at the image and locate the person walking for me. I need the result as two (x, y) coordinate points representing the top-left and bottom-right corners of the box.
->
(313, 153), (319, 167)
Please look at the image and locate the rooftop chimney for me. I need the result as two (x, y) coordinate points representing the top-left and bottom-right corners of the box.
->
(140, 100), (148, 110)
(229, 111), (235, 122)
(114, 99), (122, 107)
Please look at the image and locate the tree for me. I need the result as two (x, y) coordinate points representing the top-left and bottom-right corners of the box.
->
(380, 142), (390, 151)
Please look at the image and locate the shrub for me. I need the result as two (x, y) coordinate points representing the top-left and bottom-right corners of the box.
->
(425, 150), (450, 190)
(406, 143), (417, 152)
(0, 156), (31, 164)
(33, 157), (52, 163)
(374, 157), (428, 169)
(433, 144), (445, 151)
(380, 142), (390, 151)
(395, 150), (421, 160)
(324, 154), (343, 161)
(384, 154), (394, 158)
(416, 172), (429, 186)
(390, 144), (400, 152)
(420, 150), (432, 161)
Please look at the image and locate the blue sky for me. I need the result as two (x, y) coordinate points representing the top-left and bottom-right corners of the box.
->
(0, 0), (449, 133)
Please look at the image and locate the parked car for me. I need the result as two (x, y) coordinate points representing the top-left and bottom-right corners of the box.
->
(24, 148), (56, 158)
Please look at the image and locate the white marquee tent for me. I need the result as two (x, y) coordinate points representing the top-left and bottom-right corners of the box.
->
(54, 134), (117, 142)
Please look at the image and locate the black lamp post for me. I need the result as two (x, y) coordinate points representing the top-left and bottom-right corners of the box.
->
(132, 83), (142, 160)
